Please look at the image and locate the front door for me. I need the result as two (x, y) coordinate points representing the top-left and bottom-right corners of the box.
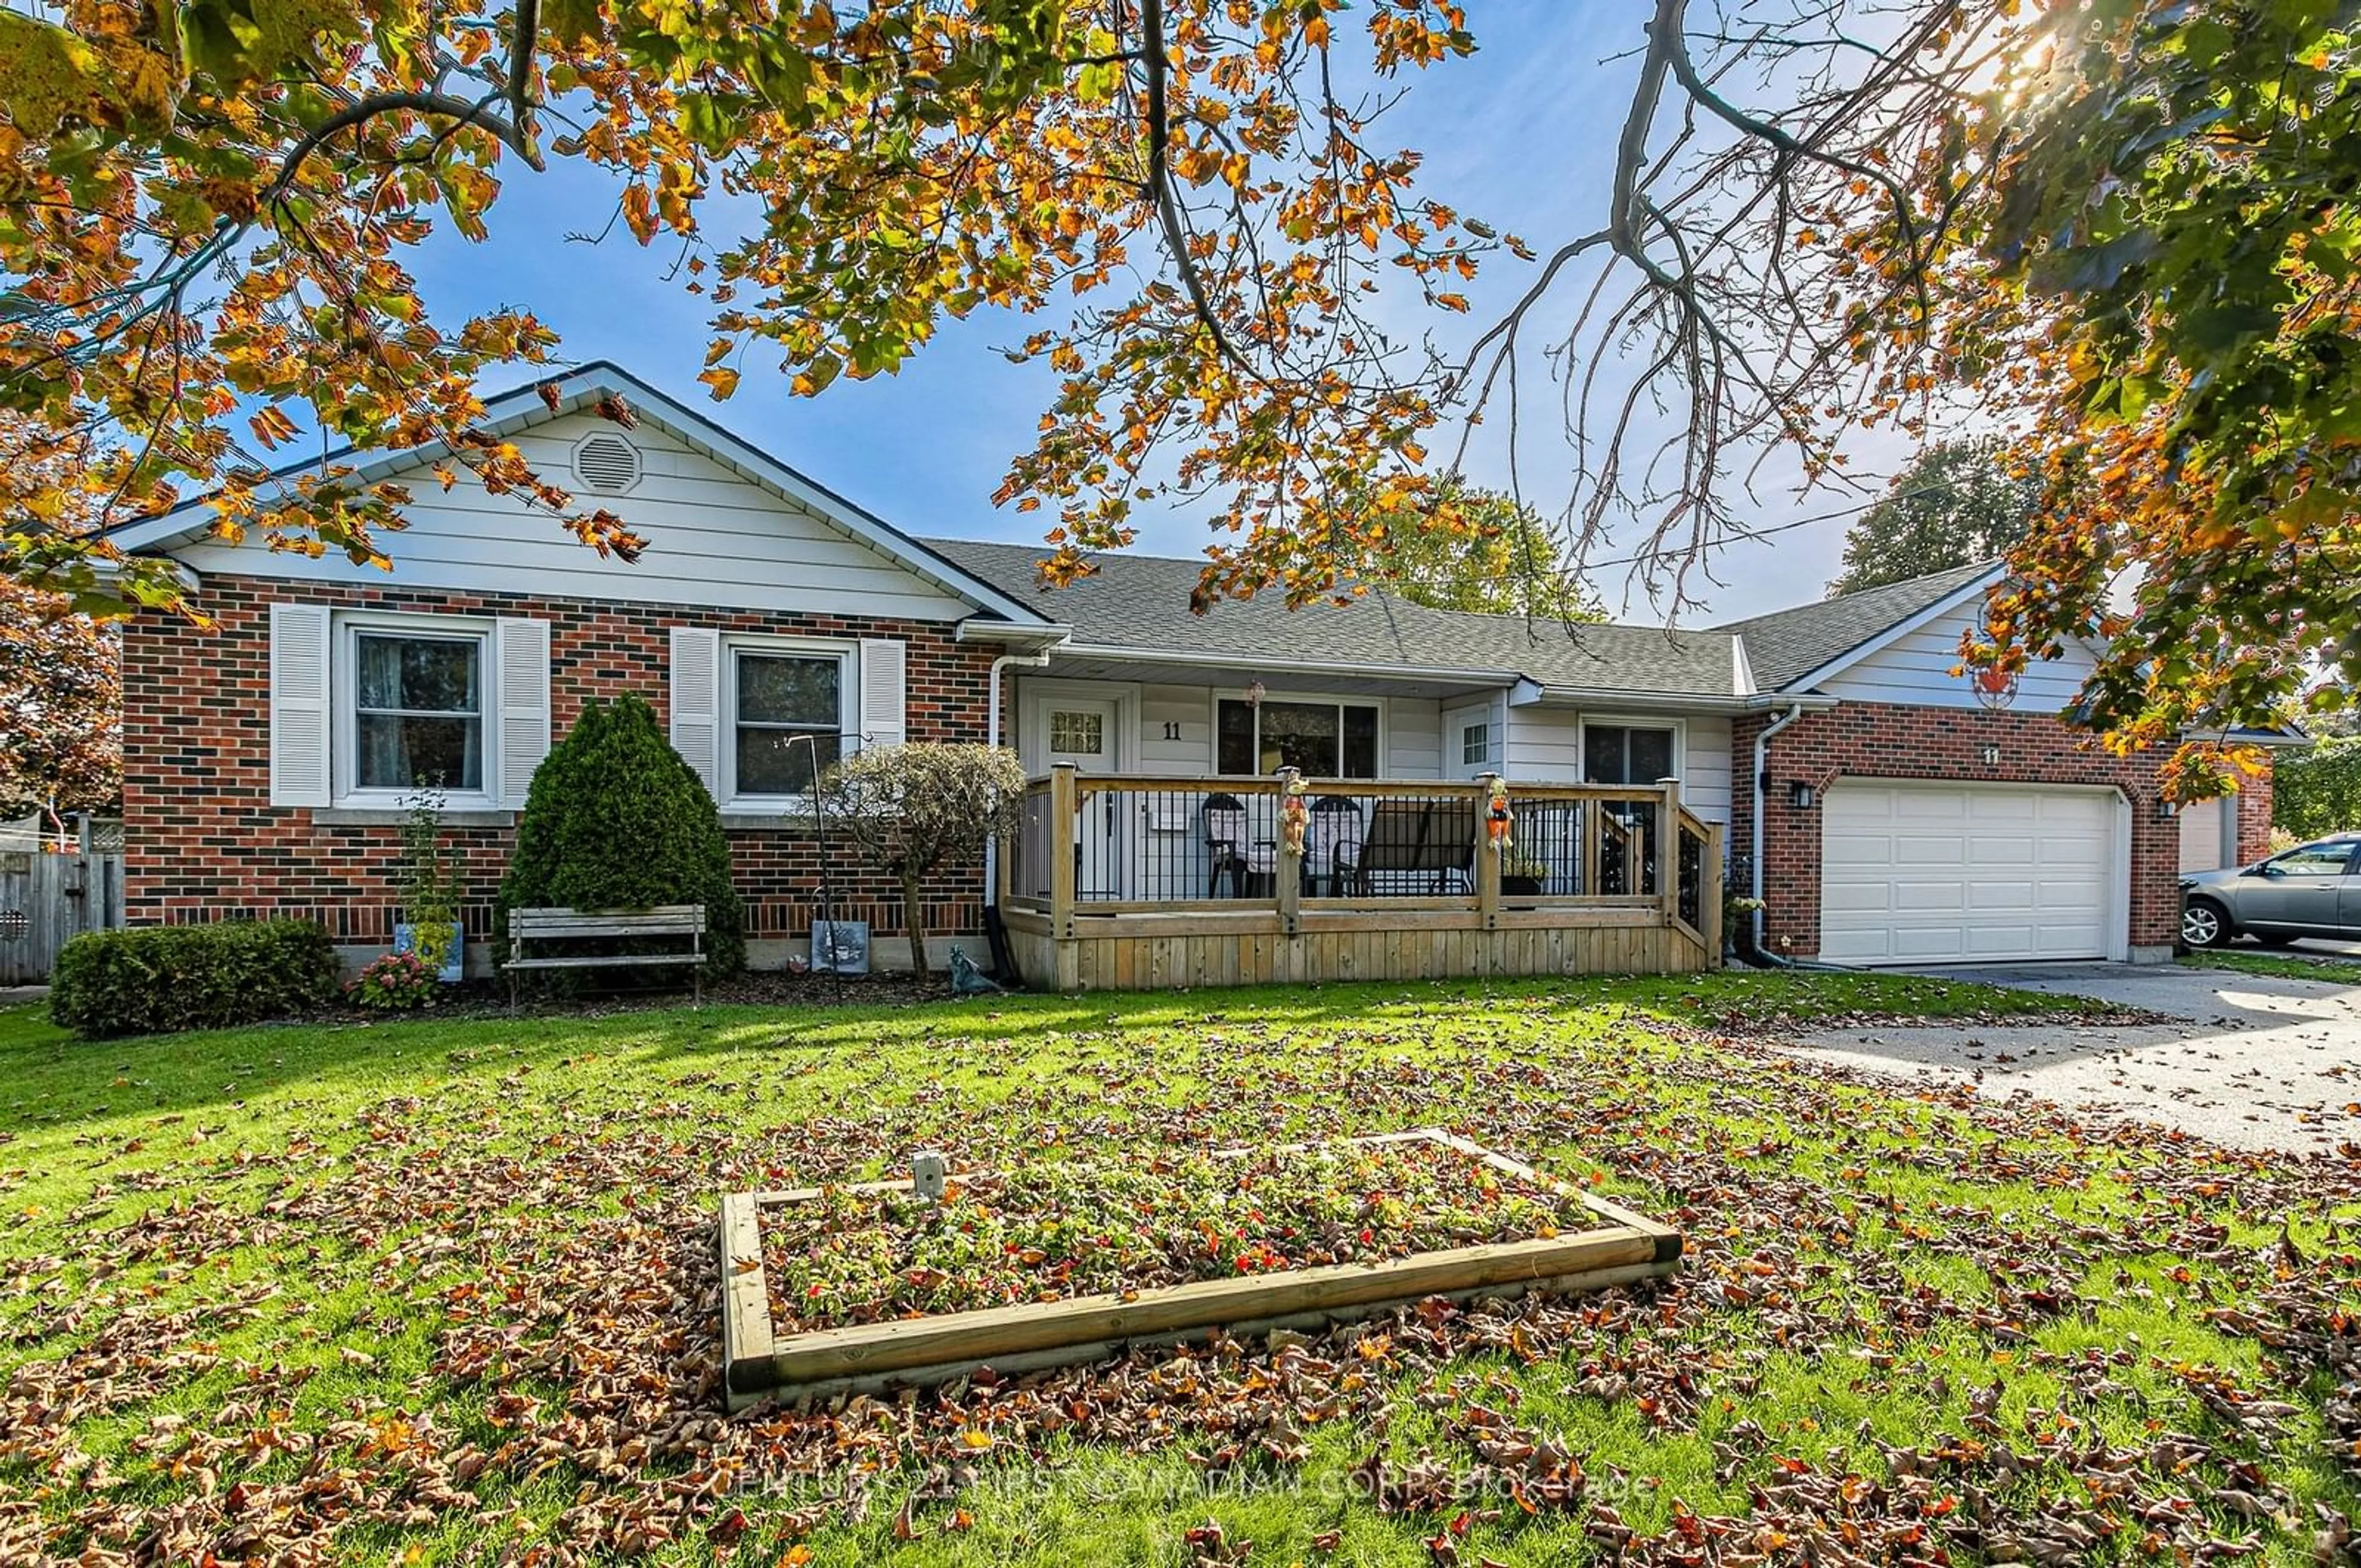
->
(1042, 698), (1123, 899)
(2240, 840), (2357, 932)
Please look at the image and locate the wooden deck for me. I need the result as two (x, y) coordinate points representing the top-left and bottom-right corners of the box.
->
(999, 769), (1723, 991)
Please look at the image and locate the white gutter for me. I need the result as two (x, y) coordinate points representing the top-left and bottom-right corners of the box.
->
(1749, 701), (1811, 951)
(1511, 686), (1765, 714)
(983, 647), (1055, 900)
(954, 620), (1073, 649)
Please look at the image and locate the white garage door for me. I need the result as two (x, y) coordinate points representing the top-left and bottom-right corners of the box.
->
(1821, 783), (2120, 966)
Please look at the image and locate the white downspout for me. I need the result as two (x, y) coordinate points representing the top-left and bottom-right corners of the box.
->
(983, 648), (1054, 899)
(1750, 702), (1808, 954)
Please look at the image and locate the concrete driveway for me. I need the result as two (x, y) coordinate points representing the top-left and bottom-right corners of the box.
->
(1779, 959), (2361, 1155)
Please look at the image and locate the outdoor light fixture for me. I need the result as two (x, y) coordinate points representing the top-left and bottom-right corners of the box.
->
(1788, 780), (1816, 810)
(1245, 679), (1267, 707)
(2156, 797), (2180, 819)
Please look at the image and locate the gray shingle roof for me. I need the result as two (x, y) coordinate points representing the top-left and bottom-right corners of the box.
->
(1715, 560), (1998, 691)
(929, 538), (1742, 698)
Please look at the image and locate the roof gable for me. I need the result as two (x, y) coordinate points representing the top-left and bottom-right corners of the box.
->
(109, 363), (1054, 626)
(1715, 561), (2002, 692)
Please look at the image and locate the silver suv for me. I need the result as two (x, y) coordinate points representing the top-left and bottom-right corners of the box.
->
(2180, 833), (2361, 948)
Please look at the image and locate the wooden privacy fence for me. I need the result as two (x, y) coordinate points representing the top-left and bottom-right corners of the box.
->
(0, 847), (126, 984)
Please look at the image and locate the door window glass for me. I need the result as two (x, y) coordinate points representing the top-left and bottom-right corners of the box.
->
(2274, 842), (2357, 877)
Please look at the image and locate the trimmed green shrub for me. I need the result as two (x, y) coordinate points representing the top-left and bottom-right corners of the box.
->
(2274, 736), (2361, 841)
(497, 693), (746, 975)
(49, 919), (340, 1038)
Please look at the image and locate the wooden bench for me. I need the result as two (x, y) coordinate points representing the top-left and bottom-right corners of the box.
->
(1345, 799), (1475, 897)
(505, 904), (708, 1010)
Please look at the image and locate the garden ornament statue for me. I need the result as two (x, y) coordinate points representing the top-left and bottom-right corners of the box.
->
(1485, 776), (1513, 857)
(1278, 767), (1309, 858)
(948, 945), (1006, 995)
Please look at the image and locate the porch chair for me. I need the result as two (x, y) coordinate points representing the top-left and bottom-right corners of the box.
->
(1202, 792), (1250, 898)
(1420, 798), (1477, 894)
(1303, 794), (1364, 897)
(1345, 798), (1430, 898)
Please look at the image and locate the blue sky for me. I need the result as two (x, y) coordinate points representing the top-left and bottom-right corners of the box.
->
(405, 4), (1900, 623)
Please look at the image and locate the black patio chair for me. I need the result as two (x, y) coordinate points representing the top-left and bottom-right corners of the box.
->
(1202, 792), (1250, 898)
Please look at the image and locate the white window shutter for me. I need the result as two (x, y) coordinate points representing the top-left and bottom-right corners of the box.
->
(267, 602), (333, 808)
(494, 617), (552, 808)
(669, 626), (723, 797)
(858, 637), (907, 752)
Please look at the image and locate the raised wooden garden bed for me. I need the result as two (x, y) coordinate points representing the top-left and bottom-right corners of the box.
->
(717, 1129), (1682, 1411)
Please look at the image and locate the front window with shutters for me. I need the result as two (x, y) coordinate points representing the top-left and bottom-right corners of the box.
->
(331, 617), (499, 805)
(726, 642), (852, 802)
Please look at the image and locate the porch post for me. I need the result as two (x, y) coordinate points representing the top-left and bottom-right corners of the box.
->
(1049, 763), (1078, 939)
(1474, 774), (1501, 930)
(1275, 770), (1303, 937)
(1656, 776), (1683, 926)
(1705, 821), (1727, 966)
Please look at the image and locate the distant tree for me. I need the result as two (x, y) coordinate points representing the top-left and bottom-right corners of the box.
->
(818, 744), (1027, 979)
(2273, 737), (2361, 841)
(1375, 486), (1604, 621)
(1828, 440), (2038, 597)
(0, 581), (119, 833)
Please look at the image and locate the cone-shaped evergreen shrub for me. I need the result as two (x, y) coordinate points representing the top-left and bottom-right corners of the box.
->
(497, 694), (746, 975)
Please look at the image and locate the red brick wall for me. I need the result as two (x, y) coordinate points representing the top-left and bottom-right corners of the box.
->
(121, 577), (1000, 955)
(2234, 768), (2276, 863)
(1730, 704), (2184, 958)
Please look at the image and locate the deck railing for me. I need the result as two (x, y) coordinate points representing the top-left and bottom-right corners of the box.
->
(1002, 768), (1723, 953)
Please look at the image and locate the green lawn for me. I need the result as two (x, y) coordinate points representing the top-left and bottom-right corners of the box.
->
(0, 972), (2353, 1565)
(2178, 947), (2361, 983)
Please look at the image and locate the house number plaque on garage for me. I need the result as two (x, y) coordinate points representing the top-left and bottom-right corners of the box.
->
(1981, 746), (2001, 766)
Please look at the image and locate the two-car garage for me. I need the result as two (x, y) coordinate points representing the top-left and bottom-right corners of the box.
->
(1818, 781), (2129, 966)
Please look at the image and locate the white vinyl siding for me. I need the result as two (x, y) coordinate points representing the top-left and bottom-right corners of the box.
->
(1499, 709), (1733, 824)
(1014, 678), (1456, 781)
(176, 414), (973, 622)
(1819, 782), (2125, 964)
(1503, 707), (1584, 781)
(1138, 685), (1208, 774)
(1819, 618), (2097, 712)
(1384, 699), (1443, 778)
(1679, 717), (1733, 822)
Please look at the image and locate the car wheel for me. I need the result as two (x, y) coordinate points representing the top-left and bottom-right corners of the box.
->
(2182, 898), (2231, 948)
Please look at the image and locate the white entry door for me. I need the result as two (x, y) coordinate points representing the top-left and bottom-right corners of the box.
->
(1042, 698), (1124, 899)
(1820, 782), (2122, 965)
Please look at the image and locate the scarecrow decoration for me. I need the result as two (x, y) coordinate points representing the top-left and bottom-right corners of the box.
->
(1278, 768), (1310, 858)
(1485, 775), (1513, 856)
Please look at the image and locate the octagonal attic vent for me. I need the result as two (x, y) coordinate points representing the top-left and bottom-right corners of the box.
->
(572, 431), (643, 494)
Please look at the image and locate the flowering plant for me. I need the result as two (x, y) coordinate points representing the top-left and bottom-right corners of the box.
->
(350, 950), (438, 1012)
